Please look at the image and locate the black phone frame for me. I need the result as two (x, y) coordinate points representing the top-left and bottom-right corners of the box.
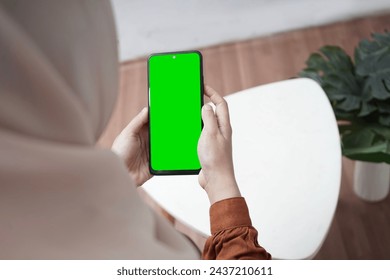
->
(147, 50), (204, 175)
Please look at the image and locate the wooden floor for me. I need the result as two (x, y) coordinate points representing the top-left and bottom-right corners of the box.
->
(98, 14), (390, 259)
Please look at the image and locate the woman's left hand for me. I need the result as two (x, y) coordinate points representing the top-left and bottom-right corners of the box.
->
(112, 107), (153, 186)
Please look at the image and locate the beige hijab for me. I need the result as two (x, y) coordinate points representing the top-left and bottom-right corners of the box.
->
(0, 0), (198, 259)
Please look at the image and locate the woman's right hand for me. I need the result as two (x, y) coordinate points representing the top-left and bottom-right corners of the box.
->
(198, 86), (241, 205)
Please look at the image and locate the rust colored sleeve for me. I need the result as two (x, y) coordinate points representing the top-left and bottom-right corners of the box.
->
(202, 197), (271, 260)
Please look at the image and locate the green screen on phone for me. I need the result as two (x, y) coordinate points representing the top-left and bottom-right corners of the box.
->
(148, 51), (203, 174)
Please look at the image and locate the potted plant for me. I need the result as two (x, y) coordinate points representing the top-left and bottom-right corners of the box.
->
(299, 31), (390, 201)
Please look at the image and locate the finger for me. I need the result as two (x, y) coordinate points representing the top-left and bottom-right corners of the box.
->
(125, 107), (148, 134)
(204, 85), (231, 137)
(201, 104), (218, 134)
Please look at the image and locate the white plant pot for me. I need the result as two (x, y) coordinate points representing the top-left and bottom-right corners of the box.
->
(353, 161), (390, 202)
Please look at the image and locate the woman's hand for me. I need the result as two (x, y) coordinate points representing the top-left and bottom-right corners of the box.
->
(112, 107), (152, 187)
(198, 86), (241, 205)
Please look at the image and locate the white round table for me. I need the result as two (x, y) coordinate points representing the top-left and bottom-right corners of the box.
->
(142, 78), (341, 259)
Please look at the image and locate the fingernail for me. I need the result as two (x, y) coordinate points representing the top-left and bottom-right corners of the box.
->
(142, 107), (147, 113)
(203, 104), (212, 111)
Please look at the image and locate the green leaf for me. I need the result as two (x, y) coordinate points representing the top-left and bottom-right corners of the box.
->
(365, 74), (390, 100)
(333, 109), (356, 121)
(355, 32), (390, 75)
(361, 79), (374, 102)
(299, 31), (390, 163)
(336, 96), (361, 111)
(343, 143), (390, 163)
(358, 102), (377, 117)
(384, 76), (390, 92)
(379, 114), (390, 127)
(372, 32), (390, 45)
(377, 102), (390, 113)
(305, 53), (328, 72)
(298, 68), (322, 84)
(342, 129), (390, 163)
(355, 32), (390, 101)
(342, 128), (376, 148)
(320, 46), (354, 71)
(370, 125), (390, 139)
(323, 85), (347, 101)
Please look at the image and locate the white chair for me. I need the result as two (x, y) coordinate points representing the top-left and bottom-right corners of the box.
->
(142, 78), (341, 259)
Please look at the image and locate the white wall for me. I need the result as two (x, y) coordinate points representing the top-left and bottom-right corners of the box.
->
(111, 0), (390, 62)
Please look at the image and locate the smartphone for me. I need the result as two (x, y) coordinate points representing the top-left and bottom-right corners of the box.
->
(148, 51), (204, 175)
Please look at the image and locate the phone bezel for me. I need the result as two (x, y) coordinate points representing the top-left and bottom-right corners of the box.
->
(147, 50), (204, 175)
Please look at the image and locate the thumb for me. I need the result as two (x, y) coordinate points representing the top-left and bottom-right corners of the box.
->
(202, 104), (218, 134)
(126, 107), (148, 134)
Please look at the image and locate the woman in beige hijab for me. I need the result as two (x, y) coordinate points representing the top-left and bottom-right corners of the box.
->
(0, 0), (270, 259)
